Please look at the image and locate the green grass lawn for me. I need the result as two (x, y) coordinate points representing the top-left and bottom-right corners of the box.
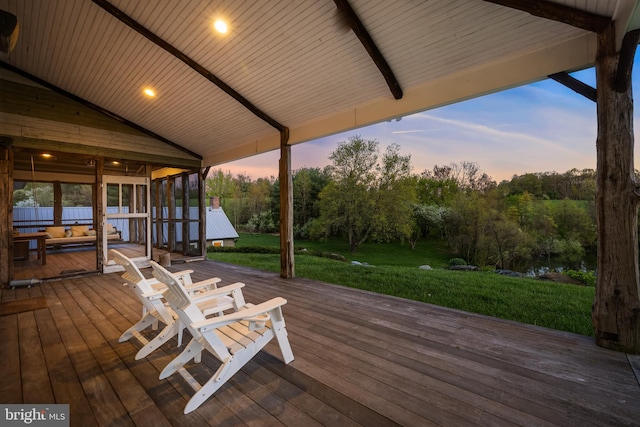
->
(211, 233), (595, 336)
(235, 232), (454, 267)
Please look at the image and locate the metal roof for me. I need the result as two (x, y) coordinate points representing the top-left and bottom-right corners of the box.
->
(206, 207), (238, 240)
(1, 0), (639, 168)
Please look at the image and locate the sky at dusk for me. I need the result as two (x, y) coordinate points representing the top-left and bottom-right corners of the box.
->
(217, 53), (640, 183)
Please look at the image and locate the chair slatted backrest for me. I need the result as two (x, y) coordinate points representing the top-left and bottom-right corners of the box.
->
(150, 260), (232, 361)
(111, 249), (174, 324)
(150, 261), (210, 326)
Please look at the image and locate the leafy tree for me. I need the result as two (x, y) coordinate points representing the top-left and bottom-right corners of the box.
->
(483, 211), (532, 270)
(416, 174), (459, 205)
(13, 182), (54, 207)
(247, 177), (273, 217)
(314, 136), (378, 252)
(505, 173), (543, 197)
(501, 168), (596, 201)
(62, 184), (92, 206)
(270, 167), (331, 237)
(372, 144), (416, 243)
(292, 167), (331, 228)
(313, 136), (414, 252)
(423, 161), (495, 193)
(409, 204), (450, 249)
(552, 199), (596, 248)
(205, 169), (237, 200)
(442, 191), (490, 263)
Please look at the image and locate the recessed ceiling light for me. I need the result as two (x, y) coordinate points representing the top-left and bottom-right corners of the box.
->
(143, 88), (156, 97)
(41, 153), (52, 158)
(112, 161), (120, 165)
(214, 19), (228, 34)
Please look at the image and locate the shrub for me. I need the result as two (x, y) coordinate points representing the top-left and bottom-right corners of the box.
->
(565, 270), (596, 287)
(294, 221), (313, 239)
(246, 210), (277, 234)
(448, 257), (467, 266)
(207, 245), (279, 254)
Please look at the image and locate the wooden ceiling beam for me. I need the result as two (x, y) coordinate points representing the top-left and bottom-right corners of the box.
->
(92, 0), (286, 133)
(334, 0), (403, 100)
(548, 72), (596, 102)
(483, 0), (610, 33)
(0, 60), (202, 161)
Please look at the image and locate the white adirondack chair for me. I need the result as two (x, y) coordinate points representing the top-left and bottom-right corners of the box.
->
(112, 249), (245, 359)
(150, 260), (295, 414)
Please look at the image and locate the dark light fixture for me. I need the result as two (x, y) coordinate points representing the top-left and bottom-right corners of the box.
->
(0, 10), (19, 54)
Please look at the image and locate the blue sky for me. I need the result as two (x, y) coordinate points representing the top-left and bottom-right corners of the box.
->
(219, 55), (638, 183)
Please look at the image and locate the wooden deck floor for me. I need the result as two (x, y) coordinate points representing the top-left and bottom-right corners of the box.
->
(12, 243), (187, 281)
(2, 259), (639, 426)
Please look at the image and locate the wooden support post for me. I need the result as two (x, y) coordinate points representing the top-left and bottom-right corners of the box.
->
(1, 145), (13, 286)
(53, 181), (62, 224)
(592, 24), (640, 353)
(136, 182), (143, 243)
(199, 169), (207, 256)
(95, 158), (104, 271)
(167, 177), (175, 252)
(128, 184), (136, 243)
(154, 180), (162, 249)
(182, 172), (189, 255)
(279, 128), (294, 279)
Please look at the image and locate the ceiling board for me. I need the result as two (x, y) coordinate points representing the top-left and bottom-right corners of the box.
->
(0, 0), (637, 168)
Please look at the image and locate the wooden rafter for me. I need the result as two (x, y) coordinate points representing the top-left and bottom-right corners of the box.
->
(202, 166), (211, 180)
(548, 72), (596, 102)
(0, 61), (202, 161)
(334, 0), (403, 100)
(615, 29), (640, 93)
(92, 0), (286, 133)
(483, 0), (610, 33)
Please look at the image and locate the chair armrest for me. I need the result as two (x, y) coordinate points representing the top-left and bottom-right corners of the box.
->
(191, 282), (244, 303)
(184, 277), (221, 292)
(191, 297), (287, 332)
(151, 274), (219, 295)
(172, 269), (194, 279)
(141, 289), (165, 300)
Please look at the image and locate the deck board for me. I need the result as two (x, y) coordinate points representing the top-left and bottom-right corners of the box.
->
(2, 257), (640, 426)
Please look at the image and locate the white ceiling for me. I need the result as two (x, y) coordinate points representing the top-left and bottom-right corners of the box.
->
(1, 0), (639, 168)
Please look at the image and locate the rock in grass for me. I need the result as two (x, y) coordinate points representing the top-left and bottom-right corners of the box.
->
(329, 253), (346, 261)
(495, 269), (522, 277)
(448, 265), (478, 271)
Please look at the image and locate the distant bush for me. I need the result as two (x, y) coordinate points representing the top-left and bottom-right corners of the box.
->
(207, 245), (279, 254)
(297, 247), (348, 262)
(448, 258), (467, 266)
(566, 270), (596, 287)
(246, 210), (277, 234)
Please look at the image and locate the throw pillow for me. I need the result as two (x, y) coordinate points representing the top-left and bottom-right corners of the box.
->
(71, 225), (89, 237)
(45, 226), (66, 238)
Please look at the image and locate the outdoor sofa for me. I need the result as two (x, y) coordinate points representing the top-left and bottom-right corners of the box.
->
(43, 224), (121, 248)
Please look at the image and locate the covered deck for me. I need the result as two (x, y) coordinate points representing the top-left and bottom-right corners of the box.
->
(2, 257), (639, 426)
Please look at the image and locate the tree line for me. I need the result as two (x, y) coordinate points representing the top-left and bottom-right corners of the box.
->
(207, 136), (606, 272)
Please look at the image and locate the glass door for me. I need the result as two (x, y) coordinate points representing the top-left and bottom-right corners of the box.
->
(102, 175), (151, 272)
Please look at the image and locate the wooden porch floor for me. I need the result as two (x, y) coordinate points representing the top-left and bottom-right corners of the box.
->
(2, 258), (639, 426)
(12, 243), (188, 281)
